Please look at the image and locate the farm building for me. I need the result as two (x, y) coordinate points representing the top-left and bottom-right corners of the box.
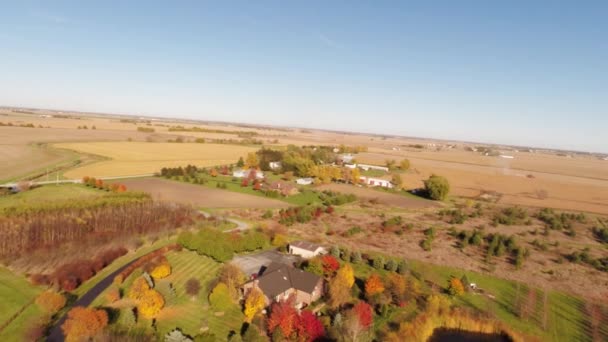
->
(359, 176), (394, 188)
(288, 241), (327, 258)
(269, 161), (282, 170)
(338, 153), (354, 163)
(264, 181), (299, 196)
(296, 178), (314, 185)
(357, 164), (389, 172)
(344, 163), (357, 169)
(232, 168), (264, 179)
(241, 262), (324, 308)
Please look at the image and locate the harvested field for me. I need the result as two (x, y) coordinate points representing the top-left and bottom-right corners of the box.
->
(317, 183), (439, 209)
(55, 142), (257, 178)
(121, 178), (289, 209)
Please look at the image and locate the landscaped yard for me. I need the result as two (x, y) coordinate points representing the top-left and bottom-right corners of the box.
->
(94, 249), (244, 340)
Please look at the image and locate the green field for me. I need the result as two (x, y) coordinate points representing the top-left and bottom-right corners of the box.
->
(0, 183), (105, 211)
(0, 268), (44, 342)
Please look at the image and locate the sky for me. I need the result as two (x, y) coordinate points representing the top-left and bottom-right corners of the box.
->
(0, 1), (607, 153)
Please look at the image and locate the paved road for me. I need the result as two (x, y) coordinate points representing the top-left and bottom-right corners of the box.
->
(46, 257), (141, 342)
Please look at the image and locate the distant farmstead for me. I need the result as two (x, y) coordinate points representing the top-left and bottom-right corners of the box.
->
(264, 181), (299, 196)
(288, 241), (327, 258)
(269, 161), (282, 170)
(232, 168), (264, 179)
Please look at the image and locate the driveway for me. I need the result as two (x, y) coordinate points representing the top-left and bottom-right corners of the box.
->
(231, 250), (301, 277)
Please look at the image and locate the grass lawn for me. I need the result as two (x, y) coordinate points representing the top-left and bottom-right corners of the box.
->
(0, 183), (105, 211)
(0, 268), (45, 342)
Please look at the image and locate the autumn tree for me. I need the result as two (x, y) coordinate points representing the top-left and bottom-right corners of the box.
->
(391, 173), (403, 189)
(128, 277), (150, 300)
(150, 260), (172, 279)
(243, 287), (265, 322)
(321, 255), (340, 277)
(353, 301), (373, 329)
(218, 264), (246, 300)
(365, 273), (385, 298)
(35, 291), (66, 314)
(186, 278), (201, 297)
(138, 288), (165, 318)
(210, 168), (218, 177)
(209, 282), (232, 311)
(336, 264), (355, 288)
(296, 310), (326, 342)
(351, 168), (361, 184)
(328, 276), (352, 309)
(400, 159), (410, 170)
(245, 152), (259, 169)
(447, 277), (465, 296)
(386, 273), (407, 305)
(61, 307), (108, 342)
(267, 299), (298, 338)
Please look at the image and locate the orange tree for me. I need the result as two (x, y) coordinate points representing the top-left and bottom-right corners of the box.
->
(447, 276), (465, 296)
(61, 307), (108, 342)
(35, 291), (66, 314)
(365, 273), (385, 298)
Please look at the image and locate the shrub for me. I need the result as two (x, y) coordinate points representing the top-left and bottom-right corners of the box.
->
(373, 256), (385, 270)
(150, 262), (172, 279)
(330, 246), (340, 258)
(385, 259), (398, 272)
(351, 251), (362, 264)
(35, 291), (66, 313)
(397, 260), (408, 275)
(262, 210), (273, 219)
(186, 278), (201, 297)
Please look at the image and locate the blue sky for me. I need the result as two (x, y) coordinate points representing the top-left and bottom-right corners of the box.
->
(1, 1), (607, 152)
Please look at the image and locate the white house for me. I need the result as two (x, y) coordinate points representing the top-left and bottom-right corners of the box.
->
(296, 178), (314, 185)
(357, 164), (389, 172)
(233, 169), (264, 179)
(288, 241), (327, 259)
(344, 163), (357, 169)
(269, 161), (282, 170)
(359, 176), (394, 188)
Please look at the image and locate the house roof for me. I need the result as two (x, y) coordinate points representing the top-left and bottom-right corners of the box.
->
(255, 262), (321, 298)
(289, 241), (322, 252)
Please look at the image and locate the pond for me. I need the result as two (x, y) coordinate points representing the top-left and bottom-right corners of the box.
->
(428, 328), (512, 342)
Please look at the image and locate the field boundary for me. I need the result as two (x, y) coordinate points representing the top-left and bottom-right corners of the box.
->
(0, 298), (35, 334)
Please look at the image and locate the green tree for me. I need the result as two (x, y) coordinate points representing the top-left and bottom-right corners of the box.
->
(237, 157), (245, 167)
(209, 283), (232, 311)
(424, 174), (450, 200)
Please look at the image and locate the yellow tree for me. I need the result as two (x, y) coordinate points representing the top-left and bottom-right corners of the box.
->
(138, 289), (165, 319)
(245, 152), (259, 169)
(128, 277), (150, 301)
(351, 168), (361, 184)
(150, 262), (171, 279)
(336, 264), (355, 288)
(400, 159), (411, 170)
(244, 287), (265, 322)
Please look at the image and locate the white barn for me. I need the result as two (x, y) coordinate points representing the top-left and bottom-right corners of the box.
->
(233, 169), (264, 179)
(288, 241), (326, 259)
(359, 176), (394, 188)
(357, 164), (389, 172)
(269, 161), (282, 170)
(296, 178), (314, 185)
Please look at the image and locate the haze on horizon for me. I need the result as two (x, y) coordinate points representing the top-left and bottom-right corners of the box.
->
(1, 1), (607, 153)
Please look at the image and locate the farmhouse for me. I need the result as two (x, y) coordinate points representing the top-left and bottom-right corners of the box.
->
(288, 241), (326, 258)
(344, 163), (357, 169)
(269, 161), (282, 170)
(232, 168), (264, 179)
(264, 181), (299, 196)
(359, 176), (394, 188)
(242, 262), (324, 308)
(296, 177), (313, 185)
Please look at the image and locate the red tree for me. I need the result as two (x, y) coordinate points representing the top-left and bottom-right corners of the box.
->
(326, 205), (334, 214)
(296, 310), (325, 342)
(117, 184), (127, 192)
(95, 179), (104, 188)
(241, 179), (249, 187)
(253, 180), (261, 191)
(321, 255), (340, 276)
(353, 301), (373, 328)
(267, 299), (298, 338)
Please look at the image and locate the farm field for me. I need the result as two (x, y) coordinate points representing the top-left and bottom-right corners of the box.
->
(0, 184), (105, 211)
(357, 151), (608, 214)
(121, 178), (290, 208)
(55, 142), (257, 178)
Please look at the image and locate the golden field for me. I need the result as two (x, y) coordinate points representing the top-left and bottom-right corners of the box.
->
(54, 142), (256, 178)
